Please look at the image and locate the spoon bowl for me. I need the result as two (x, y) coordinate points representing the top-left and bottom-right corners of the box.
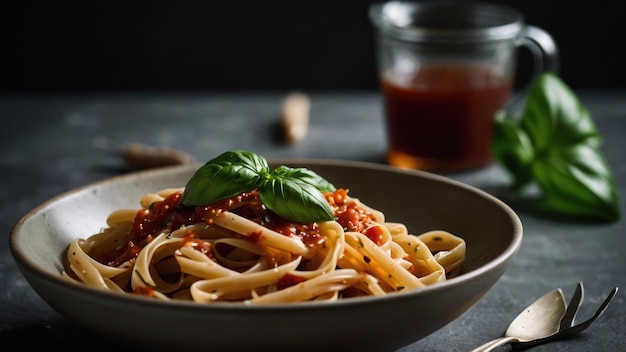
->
(472, 289), (567, 352)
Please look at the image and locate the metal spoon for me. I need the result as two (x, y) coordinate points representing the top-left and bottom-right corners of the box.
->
(471, 289), (567, 352)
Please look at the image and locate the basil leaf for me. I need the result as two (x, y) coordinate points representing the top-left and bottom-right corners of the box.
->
(260, 175), (335, 223)
(522, 73), (602, 150)
(491, 111), (534, 190)
(271, 165), (336, 192)
(532, 143), (620, 221)
(491, 72), (620, 221)
(181, 150), (268, 206)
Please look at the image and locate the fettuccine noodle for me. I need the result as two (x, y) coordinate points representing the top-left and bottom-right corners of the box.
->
(63, 187), (465, 304)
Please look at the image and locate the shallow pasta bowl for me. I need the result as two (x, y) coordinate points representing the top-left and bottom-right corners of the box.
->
(10, 159), (522, 351)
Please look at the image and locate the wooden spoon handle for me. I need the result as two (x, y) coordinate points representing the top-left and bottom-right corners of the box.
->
(281, 92), (310, 144)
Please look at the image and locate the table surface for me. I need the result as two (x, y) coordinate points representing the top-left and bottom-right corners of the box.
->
(1, 90), (624, 351)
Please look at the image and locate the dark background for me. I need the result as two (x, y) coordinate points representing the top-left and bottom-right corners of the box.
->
(1, 0), (625, 93)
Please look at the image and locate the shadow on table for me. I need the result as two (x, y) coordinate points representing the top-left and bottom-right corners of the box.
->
(1, 322), (131, 351)
(479, 184), (615, 224)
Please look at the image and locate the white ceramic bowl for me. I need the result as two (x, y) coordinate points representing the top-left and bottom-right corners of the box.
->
(10, 159), (522, 351)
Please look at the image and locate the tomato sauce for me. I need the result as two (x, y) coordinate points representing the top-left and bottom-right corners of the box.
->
(382, 63), (512, 172)
(325, 189), (379, 244)
(134, 285), (155, 297)
(364, 225), (385, 246)
(101, 188), (378, 267)
(101, 192), (185, 266)
(182, 230), (212, 257)
(276, 273), (307, 290)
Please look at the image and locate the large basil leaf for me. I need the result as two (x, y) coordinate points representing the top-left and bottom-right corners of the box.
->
(492, 72), (620, 221)
(491, 111), (534, 190)
(532, 143), (620, 221)
(522, 73), (602, 150)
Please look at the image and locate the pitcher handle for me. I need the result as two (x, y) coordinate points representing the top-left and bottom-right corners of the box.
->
(521, 25), (560, 74)
(505, 25), (559, 115)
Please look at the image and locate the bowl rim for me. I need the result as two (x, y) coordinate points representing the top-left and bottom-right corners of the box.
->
(10, 158), (523, 312)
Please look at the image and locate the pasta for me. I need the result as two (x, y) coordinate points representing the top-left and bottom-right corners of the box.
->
(63, 186), (465, 304)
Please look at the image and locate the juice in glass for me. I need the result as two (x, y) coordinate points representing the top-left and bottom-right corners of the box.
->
(382, 63), (512, 172)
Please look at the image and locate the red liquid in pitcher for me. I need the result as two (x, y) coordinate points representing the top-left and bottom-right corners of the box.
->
(382, 63), (512, 172)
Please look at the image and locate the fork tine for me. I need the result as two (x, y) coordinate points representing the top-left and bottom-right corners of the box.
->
(559, 281), (584, 330)
(587, 287), (618, 322)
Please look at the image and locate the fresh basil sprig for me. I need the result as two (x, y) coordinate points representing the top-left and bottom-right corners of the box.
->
(491, 72), (620, 221)
(181, 150), (336, 223)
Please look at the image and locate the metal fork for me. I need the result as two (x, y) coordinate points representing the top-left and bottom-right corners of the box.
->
(512, 282), (619, 350)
